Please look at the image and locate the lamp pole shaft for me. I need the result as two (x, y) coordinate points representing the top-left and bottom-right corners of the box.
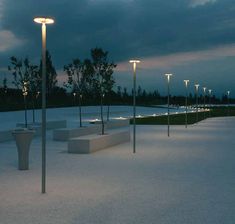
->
(167, 79), (170, 137)
(133, 63), (136, 153)
(204, 92), (206, 119)
(196, 90), (198, 123)
(185, 86), (188, 128)
(41, 23), (46, 194)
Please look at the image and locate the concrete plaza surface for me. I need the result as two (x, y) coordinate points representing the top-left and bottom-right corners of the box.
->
(0, 117), (235, 224)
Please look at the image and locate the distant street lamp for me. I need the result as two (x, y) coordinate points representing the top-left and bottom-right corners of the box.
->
(129, 60), (140, 153)
(79, 94), (82, 127)
(203, 87), (207, 119)
(73, 92), (76, 106)
(227, 90), (230, 116)
(165, 73), (173, 136)
(195, 84), (200, 123)
(34, 17), (54, 194)
(183, 80), (189, 128)
(208, 89), (212, 117)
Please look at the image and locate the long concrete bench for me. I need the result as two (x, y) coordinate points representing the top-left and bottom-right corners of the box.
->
(53, 125), (102, 141)
(16, 120), (67, 130)
(68, 129), (130, 154)
(53, 119), (130, 141)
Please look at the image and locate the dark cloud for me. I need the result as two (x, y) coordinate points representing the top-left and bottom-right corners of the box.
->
(0, 0), (235, 95)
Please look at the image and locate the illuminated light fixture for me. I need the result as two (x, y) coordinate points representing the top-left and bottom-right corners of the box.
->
(165, 73), (173, 137)
(183, 80), (189, 128)
(34, 16), (54, 194)
(129, 59), (140, 154)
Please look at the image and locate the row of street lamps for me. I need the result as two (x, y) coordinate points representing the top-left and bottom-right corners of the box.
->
(31, 17), (232, 194)
(130, 61), (231, 155)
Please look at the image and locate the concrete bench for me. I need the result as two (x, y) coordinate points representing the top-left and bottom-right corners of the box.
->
(16, 120), (67, 130)
(54, 119), (130, 141)
(68, 129), (130, 154)
(53, 125), (102, 141)
(90, 119), (130, 129)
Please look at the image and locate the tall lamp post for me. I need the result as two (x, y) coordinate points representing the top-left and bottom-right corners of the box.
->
(183, 80), (189, 128)
(129, 60), (140, 153)
(227, 90), (230, 116)
(165, 74), (173, 137)
(203, 87), (207, 119)
(34, 17), (54, 194)
(208, 89), (212, 117)
(195, 84), (200, 123)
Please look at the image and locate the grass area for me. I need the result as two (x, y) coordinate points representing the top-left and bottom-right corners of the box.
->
(130, 106), (235, 125)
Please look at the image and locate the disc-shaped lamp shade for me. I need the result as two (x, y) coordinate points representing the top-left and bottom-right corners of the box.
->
(129, 60), (140, 64)
(34, 17), (54, 24)
(195, 84), (200, 90)
(184, 80), (189, 87)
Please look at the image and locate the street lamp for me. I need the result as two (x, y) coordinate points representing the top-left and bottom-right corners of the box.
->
(203, 87), (207, 119)
(183, 80), (189, 128)
(208, 89), (212, 117)
(227, 90), (230, 116)
(195, 84), (200, 123)
(129, 60), (140, 153)
(165, 74), (173, 136)
(34, 17), (54, 194)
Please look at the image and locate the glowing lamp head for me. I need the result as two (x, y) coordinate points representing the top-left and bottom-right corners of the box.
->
(129, 60), (140, 64)
(34, 17), (54, 24)
(195, 84), (199, 91)
(203, 87), (207, 93)
(227, 90), (230, 96)
(165, 73), (173, 82)
(184, 80), (189, 87)
(208, 89), (212, 95)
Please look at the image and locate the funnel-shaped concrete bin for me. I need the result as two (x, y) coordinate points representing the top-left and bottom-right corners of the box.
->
(12, 129), (35, 170)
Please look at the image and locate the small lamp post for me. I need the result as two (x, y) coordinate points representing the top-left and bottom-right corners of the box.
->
(79, 94), (83, 127)
(195, 84), (200, 123)
(34, 17), (54, 194)
(165, 74), (173, 136)
(183, 80), (189, 128)
(227, 90), (230, 116)
(208, 89), (212, 117)
(129, 60), (140, 153)
(203, 87), (207, 119)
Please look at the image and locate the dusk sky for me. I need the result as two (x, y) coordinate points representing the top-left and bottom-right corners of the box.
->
(0, 0), (235, 97)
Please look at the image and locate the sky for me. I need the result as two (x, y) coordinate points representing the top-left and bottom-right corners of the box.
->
(0, 0), (235, 97)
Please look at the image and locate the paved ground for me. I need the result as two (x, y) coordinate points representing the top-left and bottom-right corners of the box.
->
(0, 117), (235, 224)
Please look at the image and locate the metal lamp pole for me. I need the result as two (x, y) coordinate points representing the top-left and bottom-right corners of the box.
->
(184, 80), (189, 128)
(203, 87), (206, 119)
(165, 74), (172, 137)
(34, 17), (54, 194)
(227, 90), (230, 116)
(195, 84), (200, 123)
(129, 60), (140, 153)
(208, 89), (212, 117)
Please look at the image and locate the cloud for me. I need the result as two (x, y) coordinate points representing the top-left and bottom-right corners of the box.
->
(116, 43), (235, 71)
(0, 30), (25, 52)
(189, 0), (217, 8)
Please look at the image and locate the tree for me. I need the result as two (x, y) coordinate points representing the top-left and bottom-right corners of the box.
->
(8, 56), (39, 126)
(39, 50), (57, 96)
(64, 58), (94, 127)
(91, 47), (116, 134)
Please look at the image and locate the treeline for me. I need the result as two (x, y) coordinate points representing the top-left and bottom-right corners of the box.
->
(0, 47), (234, 112)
